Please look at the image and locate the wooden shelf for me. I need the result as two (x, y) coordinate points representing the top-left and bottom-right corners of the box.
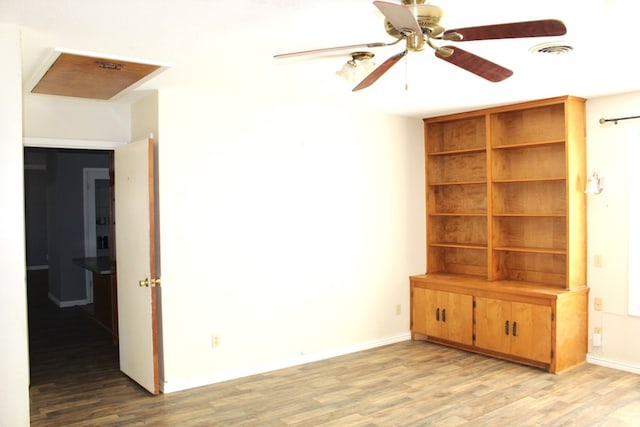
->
(430, 180), (486, 186)
(492, 177), (565, 184)
(431, 243), (487, 250)
(492, 139), (565, 150)
(430, 213), (487, 217)
(493, 213), (565, 218)
(414, 96), (588, 373)
(423, 96), (586, 288)
(493, 246), (567, 255)
(429, 147), (486, 155)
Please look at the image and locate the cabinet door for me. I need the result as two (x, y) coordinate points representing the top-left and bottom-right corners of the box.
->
(439, 290), (473, 345)
(412, 288), (473, 345)
(475, 297), (552, 363)
(510, 302), (552, 363)
(411, 287), (434, 336)
(475, 297), (511, 354)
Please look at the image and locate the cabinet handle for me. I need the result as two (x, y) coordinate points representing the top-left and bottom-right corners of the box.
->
(513, 321), (517, 336)
(442, 308), (446, 322)
(436, 308), (440, 322)
(505, 320), (509, 335)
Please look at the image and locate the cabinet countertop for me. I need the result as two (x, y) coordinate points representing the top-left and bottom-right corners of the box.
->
(72, 256), (112, 275)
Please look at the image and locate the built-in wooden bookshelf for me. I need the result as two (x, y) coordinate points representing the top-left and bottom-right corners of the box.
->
(411, 96), (588, 373)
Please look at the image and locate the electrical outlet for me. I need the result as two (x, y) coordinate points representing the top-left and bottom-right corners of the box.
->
(211, 334), (220, 348)
(592, 327), (603, 347)
(594, 297), (603, 311)
(594, 254), (603, 268)
(396, 304), (401, 315)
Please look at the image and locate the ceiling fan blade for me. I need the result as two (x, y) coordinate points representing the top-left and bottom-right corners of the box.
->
(443, 19), (566, 41)
(274, 42), (391, 59)
(374, 1), (422, 36)
(353, 50), (408, 92)
(436, 46), (513, 82)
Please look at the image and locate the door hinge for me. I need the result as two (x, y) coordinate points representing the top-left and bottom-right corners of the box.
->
(473, 300), (476, 309)
(550, 350), (554, 359)
(551, 312), (555, 322)
(472, 333), (476, 341)
(139, 277), (161, 288)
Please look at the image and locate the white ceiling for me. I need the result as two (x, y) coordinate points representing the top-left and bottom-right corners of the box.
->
(4, 0), (640, 118)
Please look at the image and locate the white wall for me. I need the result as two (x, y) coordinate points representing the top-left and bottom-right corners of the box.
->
(157, 89), (425, 391)
(0, 24), (30, 427)
(130, 91), (158, 142)
(586, 91), (640, 373)
(23, 94), (130, 142)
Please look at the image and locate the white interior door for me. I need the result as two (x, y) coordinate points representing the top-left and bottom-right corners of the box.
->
(115, 137), (159, 394)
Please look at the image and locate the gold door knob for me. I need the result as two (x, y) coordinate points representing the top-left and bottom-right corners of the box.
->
(139, 278), (149, 287)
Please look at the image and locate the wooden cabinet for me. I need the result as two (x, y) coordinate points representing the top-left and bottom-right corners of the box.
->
(475, 297), (551, 363)
(412, 96), (588, 373)
(412, 288), (473, 346)
(72, 256), (118, 338)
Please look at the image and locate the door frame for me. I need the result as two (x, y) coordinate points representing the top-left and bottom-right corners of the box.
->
(82, 167), (110, 303)
(24, 137), (125, 303)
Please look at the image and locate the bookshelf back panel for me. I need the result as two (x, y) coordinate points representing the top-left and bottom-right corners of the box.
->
(492, 251), (566, 286)
(492, 144), (566, 181)
(430, 216), (487, 246)
(427, 116), (486, 153)
(429, 152), (486, 183)
(493, 216), (566, 251)
(492, 181), (566, 215)
(491, 104), (565, 146)
(430, 184), (487, 214)
(428, 246), (487, 277)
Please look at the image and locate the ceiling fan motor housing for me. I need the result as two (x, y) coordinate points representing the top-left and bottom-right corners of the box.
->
(384, 0), (445, 47)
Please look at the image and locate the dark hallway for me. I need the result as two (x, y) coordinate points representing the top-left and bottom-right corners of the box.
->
(27, 269), (144, 425)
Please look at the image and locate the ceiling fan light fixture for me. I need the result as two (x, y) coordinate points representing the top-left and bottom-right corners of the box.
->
(337, 52), (376, 83)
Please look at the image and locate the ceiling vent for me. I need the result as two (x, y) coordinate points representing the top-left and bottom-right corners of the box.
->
(529, 42), (573, 55)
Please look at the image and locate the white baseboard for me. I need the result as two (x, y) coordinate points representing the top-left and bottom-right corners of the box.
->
(587, 353), (640, 375)
(161, 333), (411, 394)
(27, 265), (48, 271)
(47, 292), (89, 308)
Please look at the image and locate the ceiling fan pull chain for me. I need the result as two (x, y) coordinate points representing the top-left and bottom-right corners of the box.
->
(405, 54), (409, 91)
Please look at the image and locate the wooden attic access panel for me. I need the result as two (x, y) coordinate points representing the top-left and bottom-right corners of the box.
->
(31, 53), (161, 100)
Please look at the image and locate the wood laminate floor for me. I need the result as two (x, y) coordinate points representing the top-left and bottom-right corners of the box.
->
(28, 271), (640, 426)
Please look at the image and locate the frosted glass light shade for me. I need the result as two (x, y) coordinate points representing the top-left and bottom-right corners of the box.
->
(336, 53), (376, 84)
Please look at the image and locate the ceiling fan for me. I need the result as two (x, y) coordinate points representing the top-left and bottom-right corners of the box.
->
(274, 0), (567, 91)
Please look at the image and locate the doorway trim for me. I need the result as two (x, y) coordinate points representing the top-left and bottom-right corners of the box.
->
(24, 137), (126, 150)
(83, 168), (110, 303)
(23, 137), (123, 303)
